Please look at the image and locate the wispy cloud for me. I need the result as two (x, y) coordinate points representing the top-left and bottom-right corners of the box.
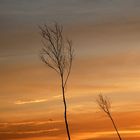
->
(14, 95), (61, 105)
(74, 130), (140, 139)
(0, 119), (63, 140)
(15, 99), (48, 105)
(0, 120), (63, 126)
(0, 128), (59, 134)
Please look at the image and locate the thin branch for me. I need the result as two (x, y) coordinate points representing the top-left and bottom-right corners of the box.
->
(64, 40), (73, 87)
(40, 54), (59, 73)
(96, 94), (122, 140)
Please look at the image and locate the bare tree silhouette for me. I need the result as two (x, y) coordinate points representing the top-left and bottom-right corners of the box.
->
(97, 94), (122, 140)
(39, 23), (73, 140)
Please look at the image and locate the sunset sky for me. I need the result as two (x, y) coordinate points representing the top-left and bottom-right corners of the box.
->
(0, 0), (140, 140)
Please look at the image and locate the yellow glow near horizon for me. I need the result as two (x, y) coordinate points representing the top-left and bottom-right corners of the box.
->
(73, 130), (140, 139)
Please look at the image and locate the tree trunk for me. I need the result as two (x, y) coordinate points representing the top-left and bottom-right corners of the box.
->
(62, 85), (71, 140)
(109, 113), (122, 140)
(61, 74), (71, 140)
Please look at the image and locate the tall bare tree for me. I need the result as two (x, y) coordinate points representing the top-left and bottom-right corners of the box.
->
(39, 23), (73, 140)
(97, 94), (122, 140)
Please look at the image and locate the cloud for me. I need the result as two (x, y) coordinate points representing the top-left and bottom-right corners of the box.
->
(0, 112), (140, 139)
(14, 99), (48, 105)
(14, 95), (61, 105)
(0, 120), (63, 126)
(74, 130), (140, 140)
(0, 119), (63, 140)
(0, 128), (59, 134)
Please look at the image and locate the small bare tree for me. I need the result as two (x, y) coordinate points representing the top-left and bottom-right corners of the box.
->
(39, 23), (73, 140)
(97, 94), (122, 140)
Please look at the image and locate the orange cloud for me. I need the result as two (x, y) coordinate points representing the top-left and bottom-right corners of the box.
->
(15, 99), (48, 105)
(14, 95), (61, 105)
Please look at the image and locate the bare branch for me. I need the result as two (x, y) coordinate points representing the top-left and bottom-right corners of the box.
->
(64, 39), (74, 87)
(40, 23), (74, 85)
(96, 94), (122, 140)
(40, 54), (59, 73)
(96, 94), (110, 115)
(39, 22), (73, 140)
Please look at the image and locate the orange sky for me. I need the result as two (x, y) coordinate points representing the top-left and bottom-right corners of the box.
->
(0, 0), (140, 139)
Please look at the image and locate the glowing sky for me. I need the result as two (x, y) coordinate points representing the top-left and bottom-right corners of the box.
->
(0, 0), (140, 140)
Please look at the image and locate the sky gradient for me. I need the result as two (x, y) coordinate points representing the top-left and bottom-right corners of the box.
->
(0, 0), (140, 140)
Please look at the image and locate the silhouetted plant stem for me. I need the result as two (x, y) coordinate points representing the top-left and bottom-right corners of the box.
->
(97, 94), (122, 140)
(62, 81), (71, 140)
(108, 113), (122, 140)
(40, 23), (73, 140)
